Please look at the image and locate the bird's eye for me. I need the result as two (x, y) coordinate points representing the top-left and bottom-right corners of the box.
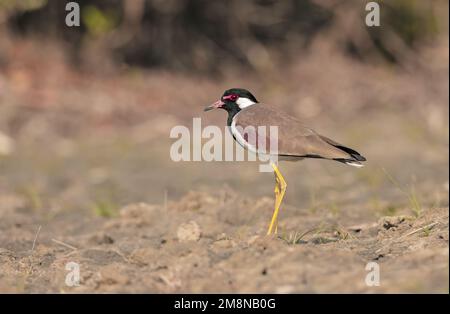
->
(223, 94), (239, 102)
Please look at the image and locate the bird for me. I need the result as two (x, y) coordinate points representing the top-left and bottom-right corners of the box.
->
(204, 88), (366, 235)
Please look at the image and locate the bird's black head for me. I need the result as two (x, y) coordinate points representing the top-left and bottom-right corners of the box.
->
(204, 88), (258, 114)
(222, 88), (258, 105)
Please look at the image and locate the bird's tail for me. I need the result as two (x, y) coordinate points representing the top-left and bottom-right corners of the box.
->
(329, 143), (366, 168)
(342, 160), (364, 168)
(318, 135), (366, 167)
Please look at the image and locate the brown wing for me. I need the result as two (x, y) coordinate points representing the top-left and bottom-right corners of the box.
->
(233, 104), (362, 160)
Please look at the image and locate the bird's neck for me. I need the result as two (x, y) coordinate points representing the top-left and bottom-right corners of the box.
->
(226, 108), (240, 126)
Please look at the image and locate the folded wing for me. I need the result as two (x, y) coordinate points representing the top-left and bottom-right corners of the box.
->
(233, 104), (366, 164)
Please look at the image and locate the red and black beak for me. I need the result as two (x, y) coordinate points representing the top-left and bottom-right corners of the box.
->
(204, 99), (224, 112)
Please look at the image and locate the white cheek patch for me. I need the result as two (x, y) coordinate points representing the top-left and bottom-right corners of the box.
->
(236, 97), (256, 109)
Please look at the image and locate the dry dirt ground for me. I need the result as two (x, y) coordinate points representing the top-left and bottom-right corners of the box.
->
(0, 190), (448, 293)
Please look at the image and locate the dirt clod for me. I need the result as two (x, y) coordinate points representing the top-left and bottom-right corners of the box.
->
(177, 221), (202, 242)
(379, 216), (410, 230)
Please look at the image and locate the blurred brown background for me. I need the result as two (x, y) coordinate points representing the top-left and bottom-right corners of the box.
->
(0, 0), (447, 208)
(0, 0), (448, 293)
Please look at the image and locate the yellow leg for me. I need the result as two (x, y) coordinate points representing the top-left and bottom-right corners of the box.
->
(267, 162), (287, 235)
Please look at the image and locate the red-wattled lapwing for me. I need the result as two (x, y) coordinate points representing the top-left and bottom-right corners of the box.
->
(204, 88), (366, 235)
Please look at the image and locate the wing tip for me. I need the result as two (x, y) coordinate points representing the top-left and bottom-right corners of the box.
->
(351, 154), (366, 162)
